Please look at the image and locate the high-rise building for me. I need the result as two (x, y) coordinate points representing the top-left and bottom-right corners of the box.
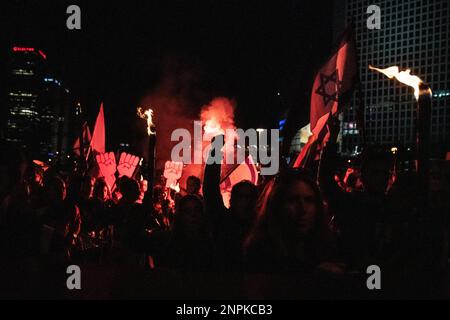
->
(335, 0), (450, 156)
(4, 46), (71, 159)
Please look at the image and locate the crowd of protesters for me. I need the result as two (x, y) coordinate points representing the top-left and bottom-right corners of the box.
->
(0, 125), (449, 299)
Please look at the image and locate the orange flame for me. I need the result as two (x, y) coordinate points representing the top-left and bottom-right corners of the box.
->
(137, 107), (155, 136)
(369, 65), (430, 100)
(200, 98), (238, 162)
(204, 118), (224, 137)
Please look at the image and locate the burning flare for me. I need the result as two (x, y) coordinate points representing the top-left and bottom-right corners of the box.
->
(369, 65), (430, 100)
(137, 107), (156, 136)
(200, 97), (238, 163)
(200, 97), (235, 138)
(204, 118), (225, 137)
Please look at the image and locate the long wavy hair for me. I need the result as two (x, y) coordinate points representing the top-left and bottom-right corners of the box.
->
(244, 169), (336, 267)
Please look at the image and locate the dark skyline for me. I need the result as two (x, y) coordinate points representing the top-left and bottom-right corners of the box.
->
(3, 0), (335, 149)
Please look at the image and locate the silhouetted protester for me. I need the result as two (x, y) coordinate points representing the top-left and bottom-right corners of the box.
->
(65, 173), (82, 206)
(0, 146), (40, 298)
(150, 194), (213, 272)
(341, 167), (363, 193)
(318, 117), (397, 271)
(27, 163), (46, 210)
(38, 176), (81, 260)
(72, 176), (115, 263)
(69, 174), (95, 207)
(317, 118), (442, 298)
(140, 185), (161, 231)
(0, 149), (36, 257)
(109, 176), (152, 265)
(186, 175), (203, 199)
(109, 194), (212, 299)
(242, 170), (342, 298)
(83, 177), (114, 234)
(151, 184), (171, 229)
(380, 169), (448, 299)
(28, 174), (82, 299)
(203, 135), (258, 271)
(72, 175), (95, 230)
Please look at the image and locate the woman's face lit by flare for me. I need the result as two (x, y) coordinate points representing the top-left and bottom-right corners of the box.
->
(282, 181), (318, 237)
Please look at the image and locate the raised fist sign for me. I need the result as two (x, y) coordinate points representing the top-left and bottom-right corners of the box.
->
(96, 152), (117, 191)
(164, 161), (183, 189)
(117, 152), (140, 178)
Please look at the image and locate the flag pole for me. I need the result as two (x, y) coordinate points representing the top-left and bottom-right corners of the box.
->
(147, 125), (156, 196)
(77, 105), (85, 161)
(315, 145), (325, 185)
(301, 137), (315, 169)
(85, 144), (92, 162)
(356, 81), (367, 147)
(315, 111), (335, 184)
(416, 83), (432, 213)
(75, 103), (88, 175)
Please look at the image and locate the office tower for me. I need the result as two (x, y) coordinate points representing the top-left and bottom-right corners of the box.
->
(335, 0), (450, 156)
(4, 46), (71, 159)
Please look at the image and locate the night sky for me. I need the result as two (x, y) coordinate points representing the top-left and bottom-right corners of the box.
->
(3, 0), (335, 150)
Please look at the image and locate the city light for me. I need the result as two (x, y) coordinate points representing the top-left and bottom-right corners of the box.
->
(12, 69), (34, 76)
(432, 91), (450, 98)
(44, 78), (62, 86)
(38, 50), (47, 59)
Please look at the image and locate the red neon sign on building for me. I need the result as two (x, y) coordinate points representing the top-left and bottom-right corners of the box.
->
(12, 47), (47, 60)
(38, 50), (47, 59)
(13, 46), (35, 52)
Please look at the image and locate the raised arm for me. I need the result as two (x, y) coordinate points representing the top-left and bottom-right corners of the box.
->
(203, 135), (227, 222)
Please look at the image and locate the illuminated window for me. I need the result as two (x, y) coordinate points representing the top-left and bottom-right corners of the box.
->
(12, 69), (34, 76)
